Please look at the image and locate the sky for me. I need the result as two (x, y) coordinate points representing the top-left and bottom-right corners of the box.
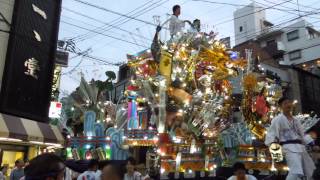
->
(58, 0), (320, 96)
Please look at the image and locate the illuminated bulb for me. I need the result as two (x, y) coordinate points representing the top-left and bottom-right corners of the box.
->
(209, 166), (214, 171)
(178, 109), (183, 113)
(161, 152), (165, 156)
(159, 79), (166, 87)
(122, 136), (127, 140)
(251, 136), (256, 140)
(213, 164), (217, 169)
(144, 136), (148, 140)
(87, 136), (92, 140)
(188, 169), (193, 174)
(85, 144), (91, 149)
(114, 125), (118, 128)
(153, 136), (159, 141)
(197, 91), (203, 96)
(106, 117), (111, 122)
(258, 121), (262, 124)
(160, 168), (165, 174)
(105, 145), (110, 149)
(270, 165), (277, 172)
(196, 33), (202, 38)
(182, 83), (187, 87)
(283, 166), (290, 171)
(133, 141), (138, 145)
(293, 100), (298, 104)
(184, 101), (190, 107)
(224, 96), (229, 100)
(155, 93), (159, 97)
(67, 135), (71, 139)
(106, 136), (110, 141)
(71, 107), (75, 111)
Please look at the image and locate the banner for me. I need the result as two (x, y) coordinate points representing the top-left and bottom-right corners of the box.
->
(0, 0), (62, 122)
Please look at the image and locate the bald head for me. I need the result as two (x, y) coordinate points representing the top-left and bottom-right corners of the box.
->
(101, 164), (123, 180)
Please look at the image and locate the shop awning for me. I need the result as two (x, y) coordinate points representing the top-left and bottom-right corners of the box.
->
(0, 113), (64, 145)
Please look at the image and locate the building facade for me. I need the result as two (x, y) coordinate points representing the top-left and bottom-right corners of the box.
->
(233, 3), (320, 115)
(112, 64), (131, 103)
(234, 3), (320, 72)
(0, 0), (64, 169)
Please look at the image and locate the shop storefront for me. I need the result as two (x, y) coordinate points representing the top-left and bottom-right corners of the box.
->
(0, 113), (64, 172)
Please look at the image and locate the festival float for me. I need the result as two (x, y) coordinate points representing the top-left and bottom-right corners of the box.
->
(63, 17), (320, 179)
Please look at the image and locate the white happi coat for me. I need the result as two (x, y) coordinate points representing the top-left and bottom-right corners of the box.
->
(265, 113), (316, 179)
(169, 15), (185, 37)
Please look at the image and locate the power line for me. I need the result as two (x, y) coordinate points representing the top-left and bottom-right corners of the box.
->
(71, 0), (156, 41)
(0, 11), (10, 26)
(287, 0), (320, 11)
(75, 0), (169, 43)
(62, 7), (152, 41)
(1, 27), (122, 67)
(258, 0), (315, 14)
(71, 0), (159, 40)
(232, 8), (320, 42)
(61, 20), (149, 48)
(213, 0), (294, 26)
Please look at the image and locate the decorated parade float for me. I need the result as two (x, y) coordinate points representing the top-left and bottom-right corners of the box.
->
(63, 19), (320, 179)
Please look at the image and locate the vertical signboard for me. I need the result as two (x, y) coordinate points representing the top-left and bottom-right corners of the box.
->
(0, 0), (62, 122)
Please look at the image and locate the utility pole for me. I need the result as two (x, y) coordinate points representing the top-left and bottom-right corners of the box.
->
(297, 0), (301, 18)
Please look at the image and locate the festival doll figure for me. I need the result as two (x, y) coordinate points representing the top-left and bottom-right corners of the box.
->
(265, 97), (316, 180)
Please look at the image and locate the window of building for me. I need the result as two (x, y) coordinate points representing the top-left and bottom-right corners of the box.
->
(289, 50), (301, 60)
(266, 39), (275, 46)
(239, 26), (243, 32)
(287, 30), (299, 41)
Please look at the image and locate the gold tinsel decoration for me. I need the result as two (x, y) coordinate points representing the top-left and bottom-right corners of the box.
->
(243, 73), (258, 91)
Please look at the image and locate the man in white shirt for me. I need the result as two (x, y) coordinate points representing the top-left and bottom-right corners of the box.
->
(77, 160), (99, 180)
(227, 162), (257, 180)
(169, 5), (190, 37)
(265, 97), (316, 180)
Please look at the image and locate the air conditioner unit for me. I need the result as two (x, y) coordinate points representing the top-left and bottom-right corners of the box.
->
(277, 42), (285, 51)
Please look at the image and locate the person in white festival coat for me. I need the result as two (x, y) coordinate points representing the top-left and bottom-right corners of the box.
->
(265, 97), (316, 180)
(168, 5), (190, 37)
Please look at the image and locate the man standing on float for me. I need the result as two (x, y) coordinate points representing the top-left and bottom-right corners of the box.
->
(168, 5), (190, 37)
(265, 97), (315, 180)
